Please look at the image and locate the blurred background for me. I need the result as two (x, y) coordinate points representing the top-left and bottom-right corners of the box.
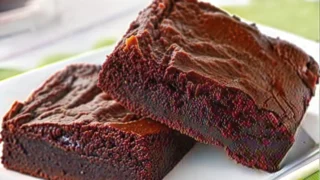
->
(0, 0), (319, 81)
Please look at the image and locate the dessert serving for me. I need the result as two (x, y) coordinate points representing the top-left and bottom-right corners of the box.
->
(99, 0), (320, 172)
(1, 64), (195, 180)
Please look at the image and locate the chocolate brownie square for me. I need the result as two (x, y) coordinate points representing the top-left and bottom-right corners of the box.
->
(98, 0), (319, 172)
(1, 64), (194, 180)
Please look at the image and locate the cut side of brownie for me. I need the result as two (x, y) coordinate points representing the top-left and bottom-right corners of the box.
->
(1, 64), (195, 180)
(98, 0), (320, 172)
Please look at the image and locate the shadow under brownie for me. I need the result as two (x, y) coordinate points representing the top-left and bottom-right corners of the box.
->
(98, 0), (320, 172)
(1, 64), (195, 180)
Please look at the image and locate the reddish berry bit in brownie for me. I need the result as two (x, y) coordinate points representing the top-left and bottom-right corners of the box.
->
(1, 64), (195, 180)
(98, 0), (320, 172)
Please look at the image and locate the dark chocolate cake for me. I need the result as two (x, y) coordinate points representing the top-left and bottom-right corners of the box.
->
(98, 0), (319, 171)
(1, 64), (195, 180)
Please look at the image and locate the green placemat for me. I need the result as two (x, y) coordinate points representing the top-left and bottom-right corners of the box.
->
(222, 0), (319, 41)
(304, 171), (319, 180)
(0, 38), (117, 81)
(92, 37), (117, 49)
(0, 68), (24, 81)
(37, 37), (117, 68)
(37, 53), (77, 68)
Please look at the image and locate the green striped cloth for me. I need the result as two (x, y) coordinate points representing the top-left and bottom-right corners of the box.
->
(305, 171), (319, 180)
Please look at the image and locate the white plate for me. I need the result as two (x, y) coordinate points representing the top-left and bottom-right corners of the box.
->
(0, 25), (319, 180)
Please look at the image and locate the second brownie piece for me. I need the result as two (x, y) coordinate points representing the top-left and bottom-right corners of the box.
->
(1, 64), (194, 180)
(99, 0), (319, 172)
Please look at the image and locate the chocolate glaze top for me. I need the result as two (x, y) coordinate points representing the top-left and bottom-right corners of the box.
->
(3, 64), (169, 136)
(118, 0), (319, 133)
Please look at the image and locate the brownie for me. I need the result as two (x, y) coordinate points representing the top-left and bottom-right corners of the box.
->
(98, 0), (320, 172)
(1, 64), (195, 180)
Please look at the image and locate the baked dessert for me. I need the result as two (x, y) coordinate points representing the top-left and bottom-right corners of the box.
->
(1, 64), (195, 180)
(98, 0), (320, 172)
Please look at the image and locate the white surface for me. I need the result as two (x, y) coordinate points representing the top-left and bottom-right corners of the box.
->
(0, 0), (151, 69)
(0, 0), (57, 37)
(0, 25), (319, 179)
(281, 158), (319, 180)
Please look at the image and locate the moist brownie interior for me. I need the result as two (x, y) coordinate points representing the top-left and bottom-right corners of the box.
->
(98, 0), (319, 171)
(1, 64), (194, 180)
